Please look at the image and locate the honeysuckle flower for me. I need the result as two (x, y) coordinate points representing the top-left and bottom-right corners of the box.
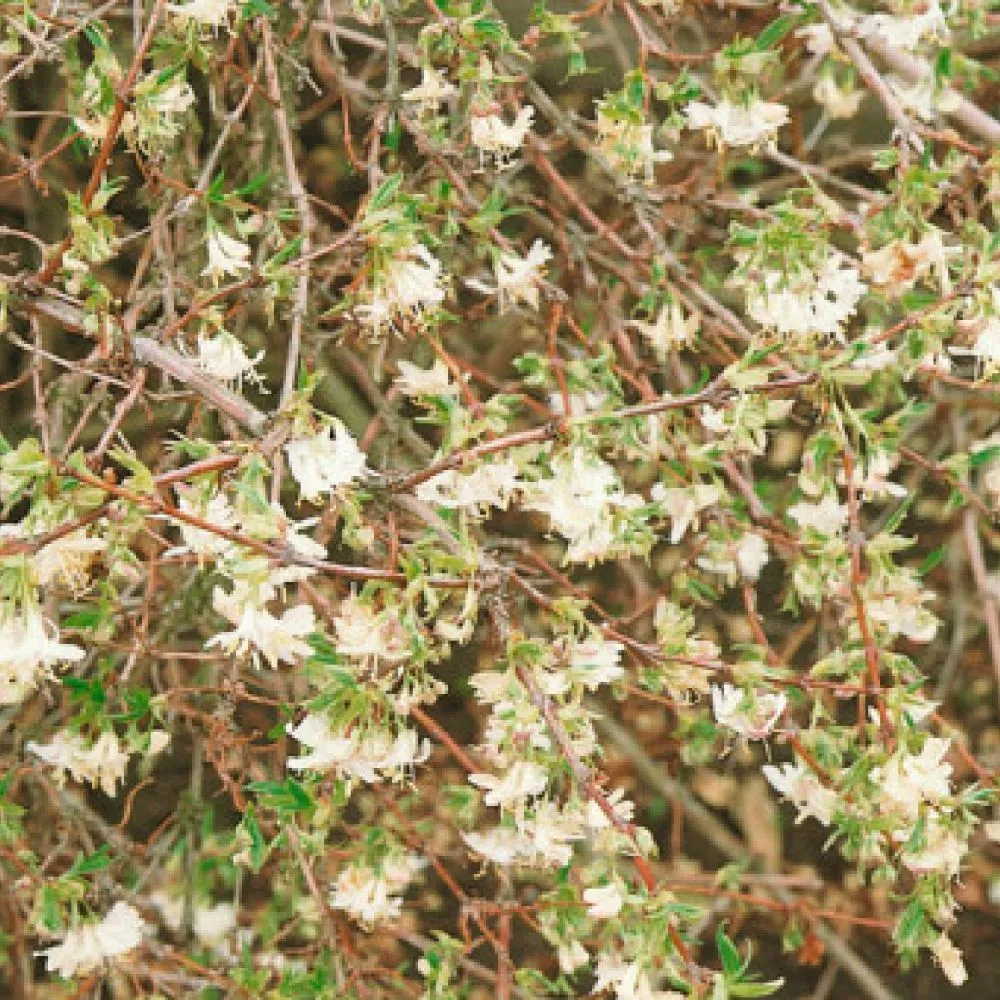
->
(859, 0), (949, 50)
(787, 494), (848, 536)
(813, 75), (864, 120)
(952, 318), (1000, 378)
(744, 253), (865, 339)
(0, 606), (85, 706)
(470, 104), (534, 168)
(564, 636), (625, 689)
(932, 934), (968, 987)
(167, 0), (234, 27)
(415, 460), (520, 513)
(38, 902), (144, 979)
(172, 486), (238, 559)
(202, 227), (250, 282)
(763, 761), (837, 825)
(584, 882), (624, 919)
(838, 450), (907, 500)
(150, 892), (235, 949)
(286, 715), (429, 782)
(711, 683), (786, 740)
(28, 729), (131, 797)
(469, 760), (549, 808)
(207, 586), (315, 669)
(797, 22), (835, 56)
(332, 594), (410, 665)
(29, 523), (106, 591)
(402, 65), (457, 114)
(285, 421), (368, 502)
(595, 108), (672, 185)
(469, 239), (552, 313)
(698, 532), (770, 583)
(863, 230), (958, 296)
(462, 826), (539, 865)
(524, 448), (645, 564)
(629, 300), (699, 359)
(356, 242), (447, 336)
(653, 482), (721, 545)
(521, 801), (587, 866)
(901, 815), (966, 878)
(330, 854), (423, 927)
(871, 738), (953, 822)
(194, 329), (264, 388)
(593, 953), (686, 1000)
(686, 97), (789, 148)
(557, 939), (589, 974)
(394, 358), (458, 396)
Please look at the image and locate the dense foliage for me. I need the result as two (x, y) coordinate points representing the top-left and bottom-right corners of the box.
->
(2, 0), (1000, 997)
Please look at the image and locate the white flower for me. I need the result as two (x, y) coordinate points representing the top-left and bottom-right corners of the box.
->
(584, 882), (624, 919)
(711, 683), (786, 740)
(31, 524), (105, 591)
(333, 595), (410, 665)
(402, 65), (457, 114)
(193, 903), (237, 949)
(565, 636), (624, 689)
(285, 422), (368, 502)
(697, 533), (769, 583)
(557, 939), (589, 974)
(207, 586), (315, 669)
(415, 461), (520, 513)
(813, 75), (864, 120)
(686, 97), (789, 148)
(469, 239), (552, 313)
(797, 23), (835, 56)
(38, 901), (144, 979)
(931, 934), (968, 987)
(462, 826), (538, 865)
(863, 230), (958, 296)
(653, 483), (721, 545)
(871, 738), (953, 822)
(357, 243), (447, 336)
(859, 0), (948, 51)
(168, 0), (233, 27)
(867, 588), (938, 643)
(202, 228), (250, 282)
(194, 329), (264, 387)
(901, 815), (966, 878)
(838, 450), (907, 501)
(470, 105), (534, 168)
(763, 761), (837, 826)
(959, 318), (1000, 378)
(0, 606), (85, 706)
(330, 854), (423, 927)
(787, 494), (848, 536)
(469, 760), (548, 808)
(394, 359), (457, 396)
(173, 486), (238, 559)
(745, 254), (865, 339)
(595, 108), (672, 185)
(629, 301), (699, 360)
(28, 730), (132, 797)
(286, 715), (429, 783)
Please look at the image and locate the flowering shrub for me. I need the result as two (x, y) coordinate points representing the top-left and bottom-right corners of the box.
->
(2, 0), (1000, 996)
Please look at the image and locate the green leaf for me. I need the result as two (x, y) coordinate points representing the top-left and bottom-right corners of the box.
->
(66, 845), (112, 878)
(729, 981), (785, 997)
(368, 173), (403, 213)
(716, 922), (745, 977)
(917, 545), (946, 576)
(248, 779), (313, 814)
(754, 14), (797, 50)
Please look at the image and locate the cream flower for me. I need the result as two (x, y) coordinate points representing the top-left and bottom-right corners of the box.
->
(194, 329), (264, 387)
(787, 494), (848, 536)
(207, 586), (315, 669)
(0, 606), (85, 706)
(356, 243), (447, 336)
(745, 253), (865, 339)
(202, 228), (251, 282)
(38, 901), (144, 979)
(285, 422), (368, 502)
(583, 882), (624, 919)
(686, 97), (789, 148)
(173, 486), (238, 559)
(28, 730), (131, 797)
(330, 854), (423, 927)
(931, 934), (968, 987)
(462, 826), (539, 865)
(763, 761), (837, 826)
(629, 301), (699, 360)
(470, 105), (534, 168)
(402, 66), (457, 114)
(595, 108), (672, 184)
(167, 0), (233, 27)
(813, 75), (864, 120)
(653, 482), (721, 545)
(415, 461), (520, 513)
(394, 358), (457, 396)
(711, 683), (786, 740)
(469, 760), (549, 808)
(469, 239), (552, 313)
